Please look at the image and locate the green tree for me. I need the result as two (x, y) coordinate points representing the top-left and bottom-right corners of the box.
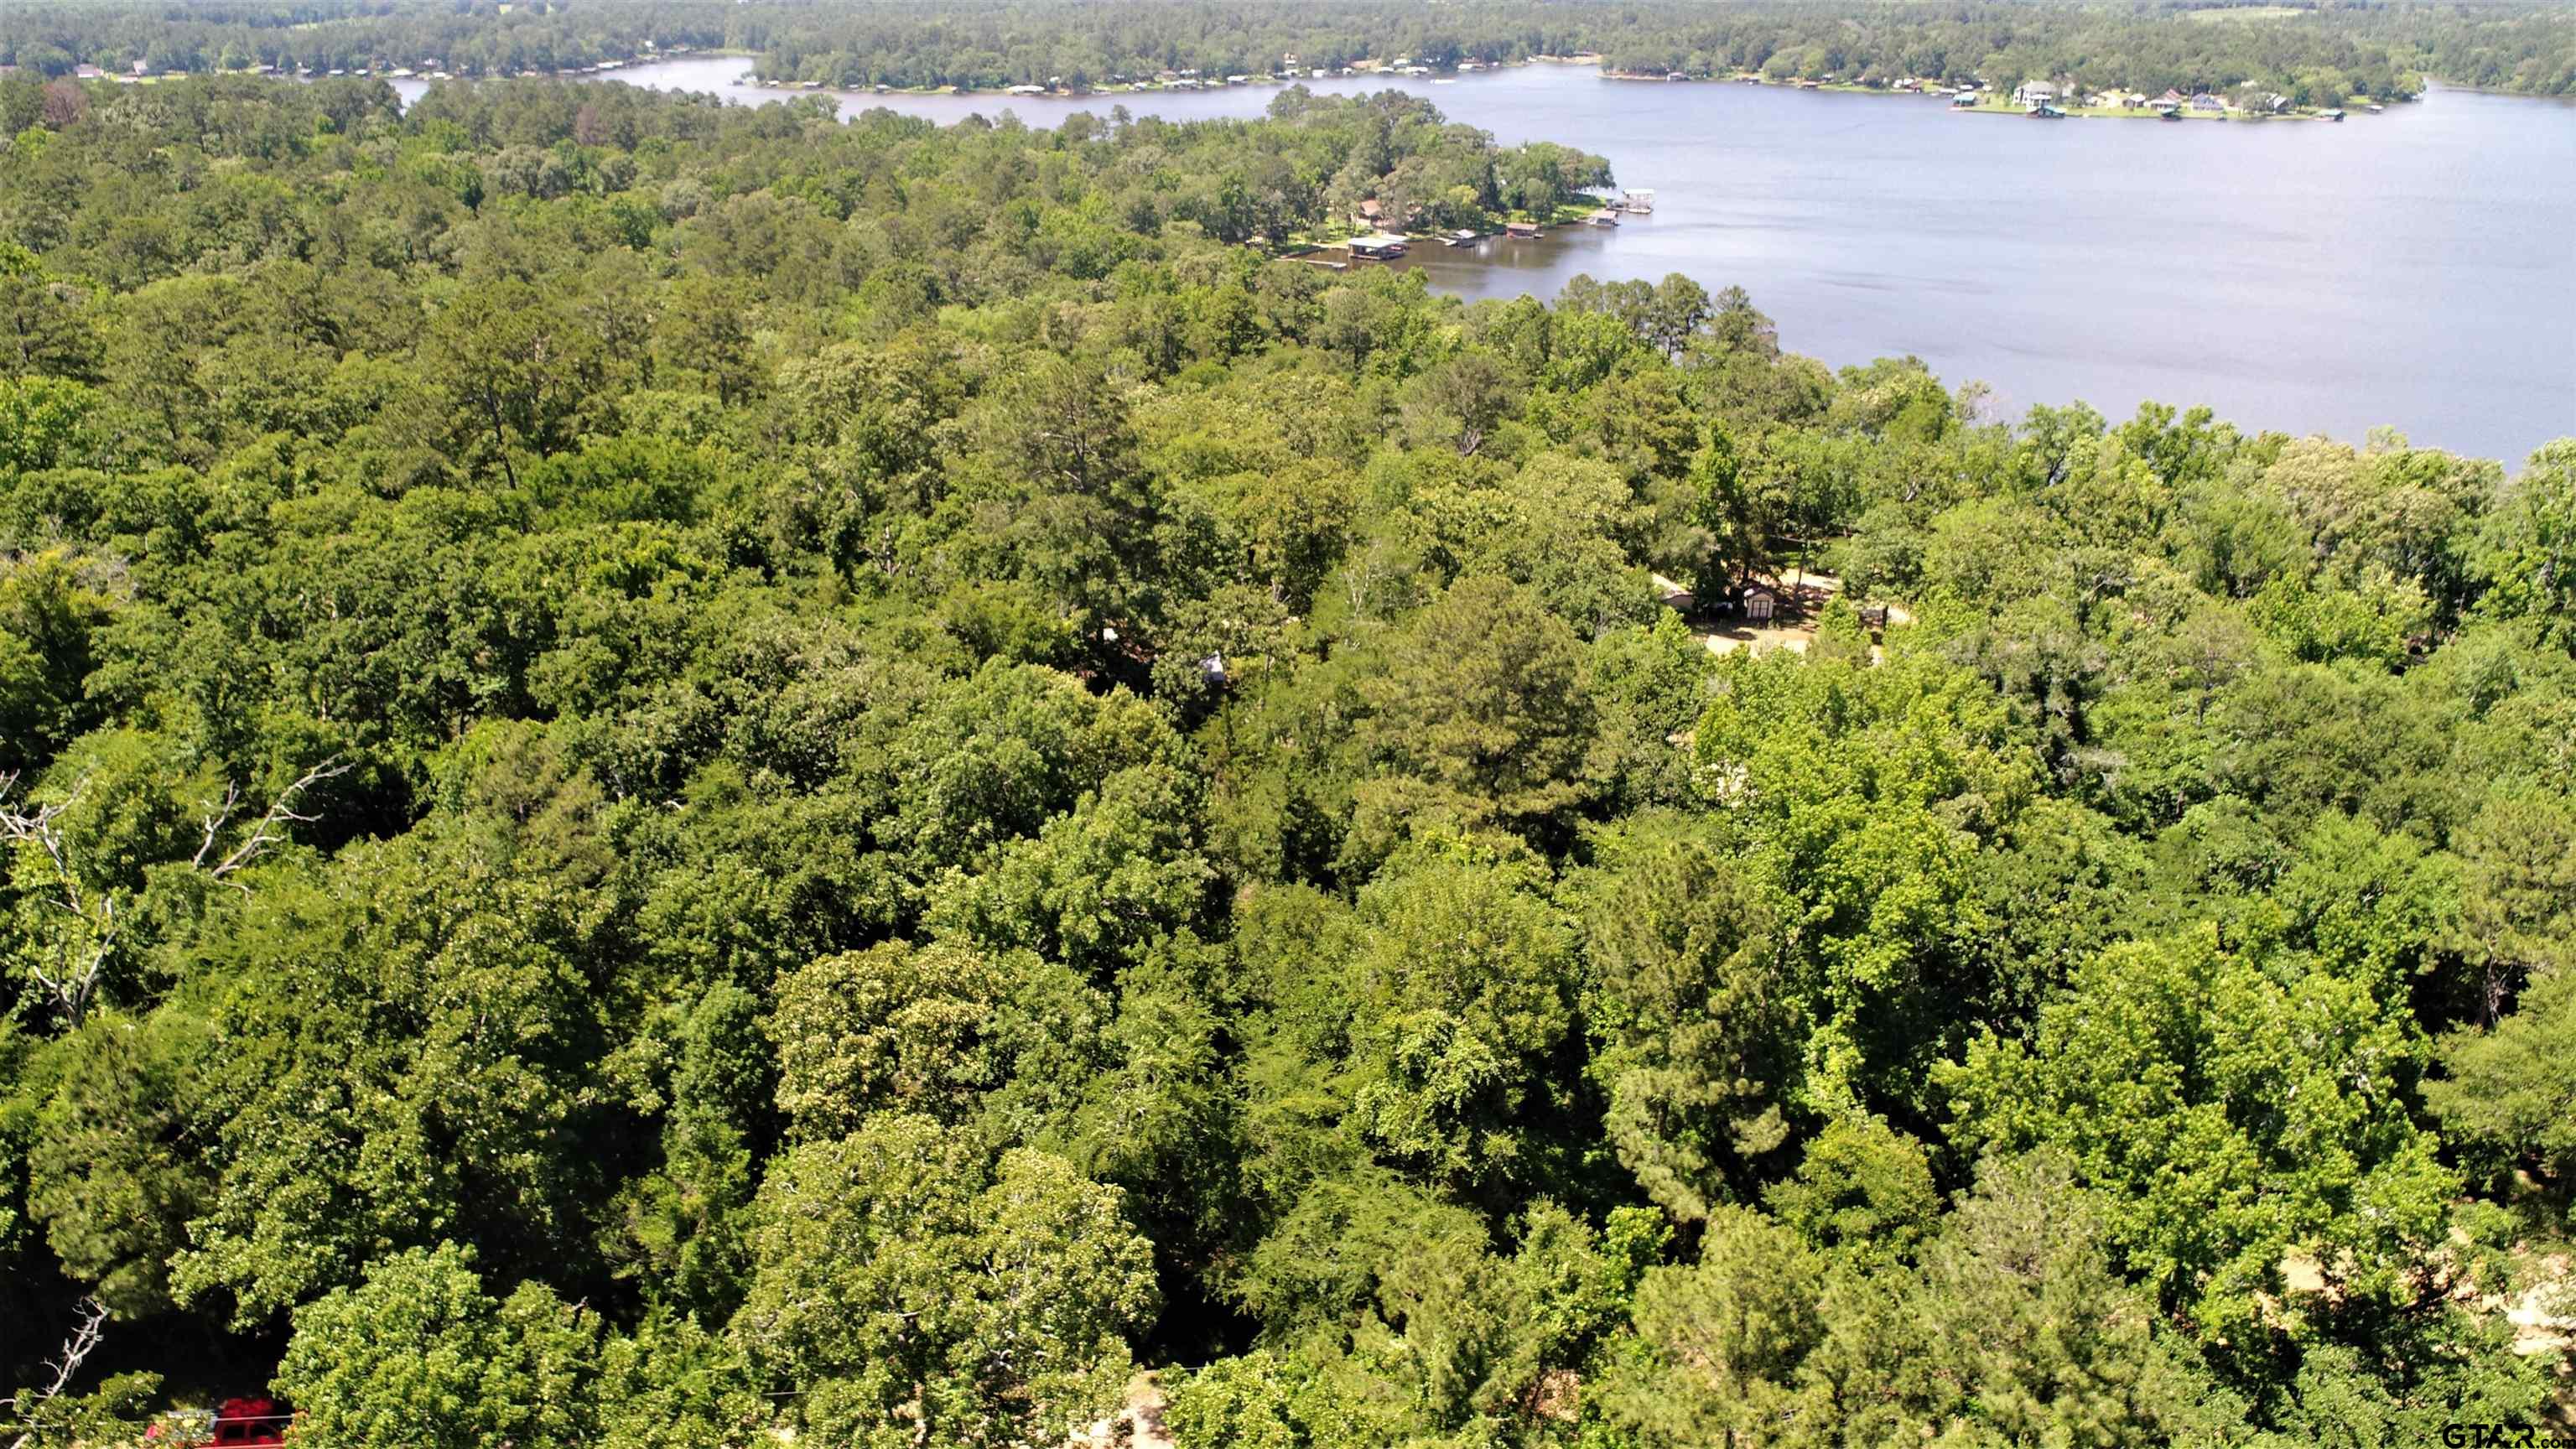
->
(2474, 439), (2576, 647)
(2429, 968), (2576, 1196)
(1594, 1204), (1829, 1448)
(1943, 930), (2457, 1346)
(274, 1243), (599, 1449)
(1356, 575), (1595, 844)
(734, 1118), (1157, 1448)
(1570, 820), (1798, 1221)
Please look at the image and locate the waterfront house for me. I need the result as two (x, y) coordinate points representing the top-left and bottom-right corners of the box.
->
(2189, 92), (2225, 112)
(2014, 81), (2058, 106)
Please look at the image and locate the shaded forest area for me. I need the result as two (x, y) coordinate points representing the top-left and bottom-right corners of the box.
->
(2, 65), (2575, 1448)
(4, 0), (2576, 99)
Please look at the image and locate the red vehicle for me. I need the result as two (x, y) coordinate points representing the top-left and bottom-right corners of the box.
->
(209, 1397), (288, 1446)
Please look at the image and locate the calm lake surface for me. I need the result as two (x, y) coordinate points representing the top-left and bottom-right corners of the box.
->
(401, 57), (2576, 463)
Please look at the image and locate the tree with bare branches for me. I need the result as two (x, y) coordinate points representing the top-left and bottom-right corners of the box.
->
(1, 759), (345, 1025)
(2, 1298), (107, 1449)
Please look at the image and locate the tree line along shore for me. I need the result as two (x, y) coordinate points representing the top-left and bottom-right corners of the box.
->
(8, 0), (2575, 102)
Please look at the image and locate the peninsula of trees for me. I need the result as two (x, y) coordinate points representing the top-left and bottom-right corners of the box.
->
(3, 65), (2576, 1449)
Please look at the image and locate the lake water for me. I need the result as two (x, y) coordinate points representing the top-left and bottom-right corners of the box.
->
(399, 57), (2576, 463)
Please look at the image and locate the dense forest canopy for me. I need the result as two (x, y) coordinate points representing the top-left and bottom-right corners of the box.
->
(4, 0), (2576, 98)
(3, 52), (2576, 1449)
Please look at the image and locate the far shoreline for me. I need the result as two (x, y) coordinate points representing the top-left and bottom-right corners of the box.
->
(727, 53), (2406, 126)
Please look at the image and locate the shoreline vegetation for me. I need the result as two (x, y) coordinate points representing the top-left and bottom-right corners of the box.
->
(9, 0), (2576, 106)
(740, 55), (2395, 125)
(40, 48), (2401, 126)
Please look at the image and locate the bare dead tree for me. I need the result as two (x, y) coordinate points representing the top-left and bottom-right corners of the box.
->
(2, 759), (345, 1026)
(0, 771), (117, 1027)
(190, 757), (351, 888)
(2, 1296), (108, 1449)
